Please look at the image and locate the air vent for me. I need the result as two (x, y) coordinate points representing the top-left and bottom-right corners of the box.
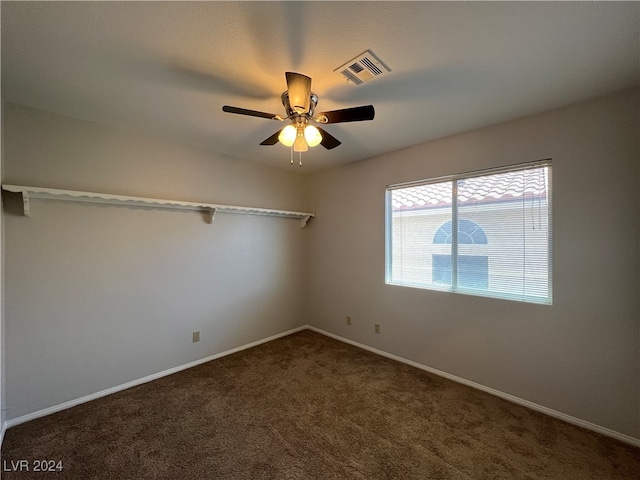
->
(334, 49), (391, 85)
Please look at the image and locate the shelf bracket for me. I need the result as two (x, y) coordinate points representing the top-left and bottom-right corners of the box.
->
(300, 215), (311, 229)
(21, 191), (31, 217)
(206, 208), (217, 224)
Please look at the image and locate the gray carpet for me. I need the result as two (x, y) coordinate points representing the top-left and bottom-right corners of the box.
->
(2, 330), (639, 479)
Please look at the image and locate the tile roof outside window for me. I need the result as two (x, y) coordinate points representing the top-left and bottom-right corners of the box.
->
(392, 168), (548, 211)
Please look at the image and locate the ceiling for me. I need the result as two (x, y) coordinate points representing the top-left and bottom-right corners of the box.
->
(2, 1), (639, 173)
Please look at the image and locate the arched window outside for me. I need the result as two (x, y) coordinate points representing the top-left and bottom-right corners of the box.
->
(433, 219), (488, 245)
(432, 220), (488, 289)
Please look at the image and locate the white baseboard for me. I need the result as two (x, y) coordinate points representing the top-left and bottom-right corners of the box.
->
(307, 326), (640, 448)
(3, 324), (639, 449)
(4, 326), (307, 431)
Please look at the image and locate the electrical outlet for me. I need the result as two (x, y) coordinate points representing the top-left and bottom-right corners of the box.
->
(192, 331), (200, 343)
(346, 315), (352, 326)
(374, 323), (380, 334)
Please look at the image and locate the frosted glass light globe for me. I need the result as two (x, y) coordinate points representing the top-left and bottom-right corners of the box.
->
(304, 125), (322, 147)
(278, 125), (297, 147)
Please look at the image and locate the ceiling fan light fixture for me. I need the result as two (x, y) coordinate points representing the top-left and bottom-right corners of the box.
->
(304, 125), (322, 147)
(222, 72), (374, 163)
(278, 125), (297, 147)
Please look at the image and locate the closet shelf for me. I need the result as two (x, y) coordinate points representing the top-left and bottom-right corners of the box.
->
(2, 185), (315, 228)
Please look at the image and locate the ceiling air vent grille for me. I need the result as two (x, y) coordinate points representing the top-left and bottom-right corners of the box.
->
(335, 49), (391, 85)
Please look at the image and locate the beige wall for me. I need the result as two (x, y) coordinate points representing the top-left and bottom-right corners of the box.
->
(306, 88), (640, 438)
(2, 103), (309, 420)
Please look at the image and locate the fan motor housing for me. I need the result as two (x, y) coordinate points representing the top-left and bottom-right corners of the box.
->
(281, 91), (318, 118)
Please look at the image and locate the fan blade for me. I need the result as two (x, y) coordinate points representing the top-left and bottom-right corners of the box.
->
(222, 105), (280, 120)
(315, 127), (342, 150)
(317, 105), (375, 124)
(285, 72), (311, 114)
(260, 130), (282, 146)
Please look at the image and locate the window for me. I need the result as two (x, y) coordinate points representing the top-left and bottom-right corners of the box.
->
(385, 160), (552, 304)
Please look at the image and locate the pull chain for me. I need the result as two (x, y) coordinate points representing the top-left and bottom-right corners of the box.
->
(288, 147), (304, 167)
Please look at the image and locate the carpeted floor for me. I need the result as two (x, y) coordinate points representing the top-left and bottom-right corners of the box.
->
(2, 330), (639, 479)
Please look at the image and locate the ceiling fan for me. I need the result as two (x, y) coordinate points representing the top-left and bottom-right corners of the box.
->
(222, 72), (375, 164)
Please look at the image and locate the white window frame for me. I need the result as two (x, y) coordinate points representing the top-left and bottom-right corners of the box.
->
(385, 159), (552, 304)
